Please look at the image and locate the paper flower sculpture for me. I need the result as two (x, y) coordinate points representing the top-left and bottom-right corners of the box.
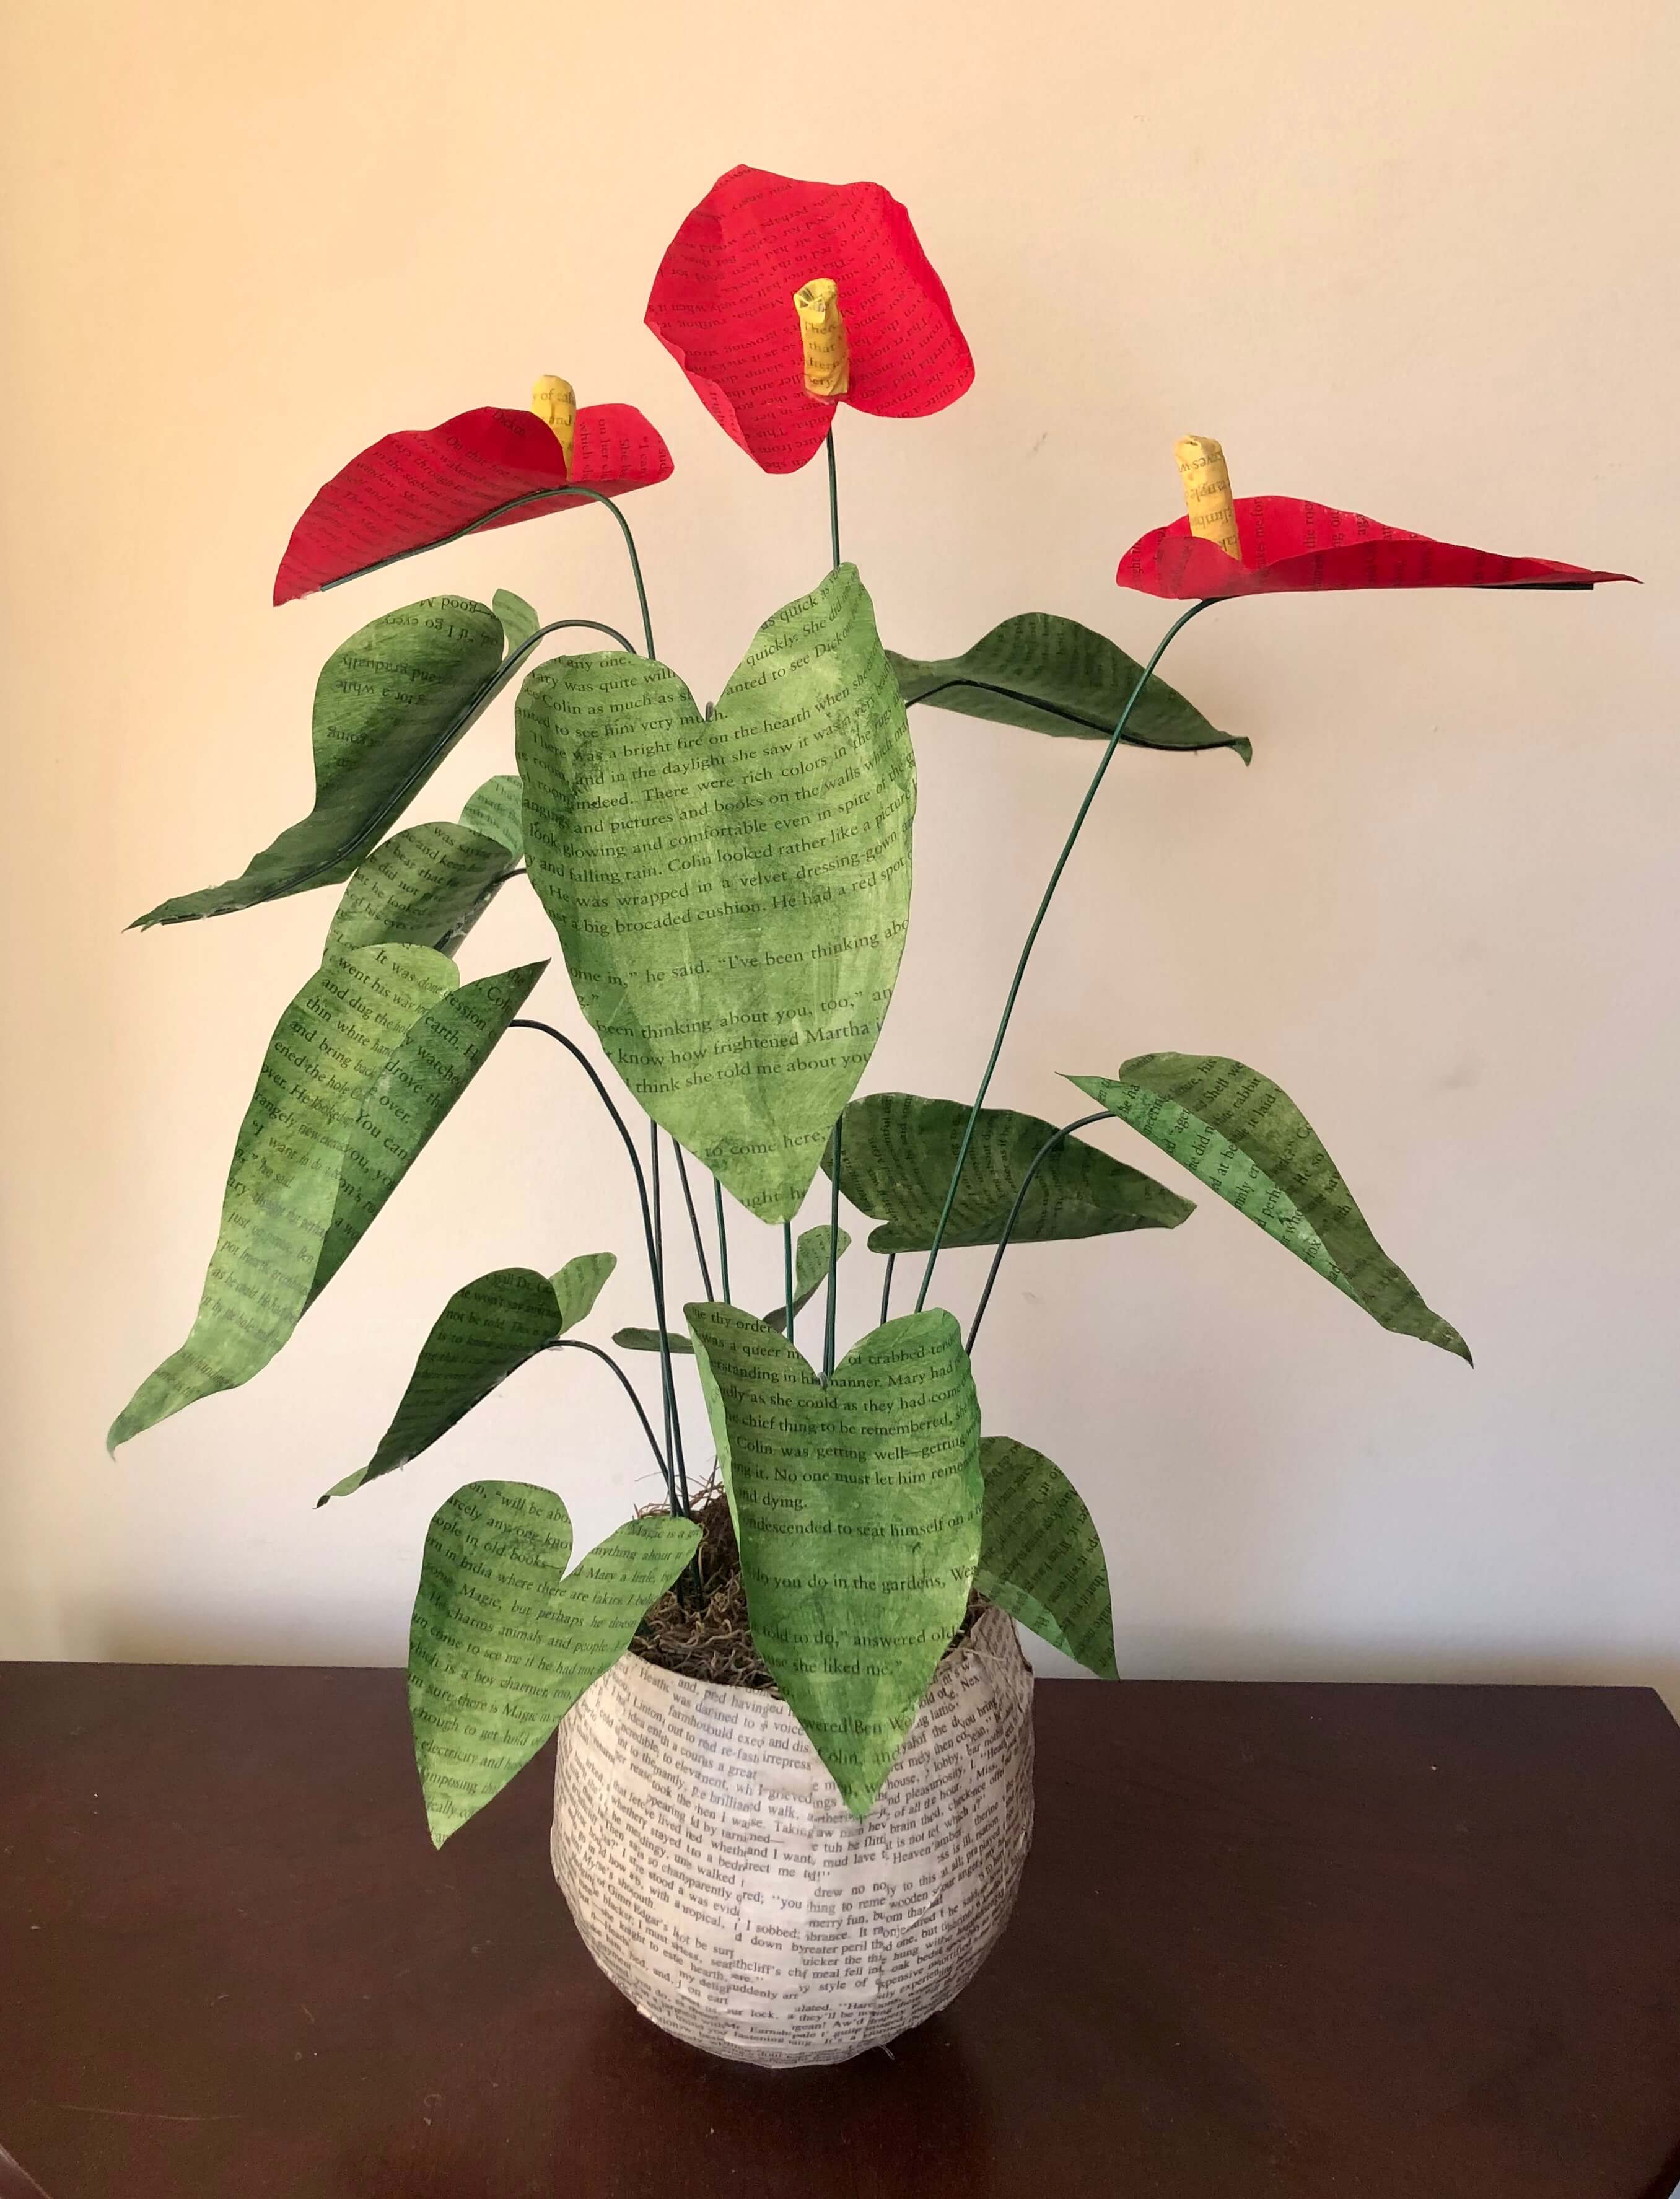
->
(1117, 437), (1633, 598)
(274, 382), (674, 604)
(645, 164), (973, 474)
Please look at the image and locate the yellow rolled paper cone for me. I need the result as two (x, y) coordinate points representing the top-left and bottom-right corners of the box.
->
(1174, 435), (1241, 560)
(794, 278), (850, 400)
(532, 375), (577, 470)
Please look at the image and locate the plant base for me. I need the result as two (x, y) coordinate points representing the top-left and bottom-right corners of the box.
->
(551, 1599), (1034, 2067)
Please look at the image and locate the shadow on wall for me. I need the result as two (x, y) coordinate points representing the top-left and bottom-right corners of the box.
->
(85, 1605), (1680, 1719)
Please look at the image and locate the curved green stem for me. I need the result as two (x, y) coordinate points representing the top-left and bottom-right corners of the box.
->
(672, 1139), (715, 1301)
(964, 1112), (1109, 1353)
(879, 1253), (896, 1327)
(823, 1117), (842, 1379)
(714, 1179), (732, 1304)
(783, 1223), (797, 1342)
(914, 597), (1218, 1312)
(320, 485), (657, 659)
(549, 1339), (672, 1493)
(647, 1126), (691, 1512)
(824, 427), (841, 569)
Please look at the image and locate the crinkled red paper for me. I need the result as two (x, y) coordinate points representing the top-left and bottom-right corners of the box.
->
(1117, 496), (1634, 598)
(274, 403), (673, 604)
(645, 165), (974, 475)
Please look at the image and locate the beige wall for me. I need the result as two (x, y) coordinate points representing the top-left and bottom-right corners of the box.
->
(4, 0), (1674, 1698)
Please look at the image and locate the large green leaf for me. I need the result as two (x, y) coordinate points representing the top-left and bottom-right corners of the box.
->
(1068, 1056), (1471, 1361)
(888, 612), (1249, 762)
(828, 1091), (1193, 1252)
(107, 946), (545, 1451)
(518, 564), (915, 1224)
(325, 820), (518, 955)
(687, 1304), (982, 1816)
(613, 1223), (850, 1354)
(131, 597), (507, 927)
(978, 1436), (1117, 1679)
(408, 1481), (699, 1845)
(321, 1253), (615, 1502)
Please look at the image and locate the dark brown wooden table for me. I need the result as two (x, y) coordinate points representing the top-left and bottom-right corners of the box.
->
(3, 1664), (1678, 2198)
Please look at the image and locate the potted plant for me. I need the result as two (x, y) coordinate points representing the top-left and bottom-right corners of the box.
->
(110, 162), (1631, 2070)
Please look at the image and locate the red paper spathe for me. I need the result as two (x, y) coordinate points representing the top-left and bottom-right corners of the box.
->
(274, 403), (674, 605)
(645, 165), (974, 475)
(1116, 496), (1635, 599)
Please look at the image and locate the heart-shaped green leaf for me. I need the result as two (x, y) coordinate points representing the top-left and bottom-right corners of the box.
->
(613, 1224), (850, 1354)
(889, 612), (1249, 762)
(978, 1436), (1117, 1679)
(518, 564), (915, 1224)
(408, 1481), (699, 1845)
(325, 820), (518, 955)
(131, 597), (507, 928)
(828, 1091), (1193, 1252)
(107, 946), (545, 1451)
(492, 589), (541, 657)
(1068, 1056), (1470, 1361)
(321, 1252), (616, 1502)
(686, 1304), (982, 1816)
(456, 773), (524, 860)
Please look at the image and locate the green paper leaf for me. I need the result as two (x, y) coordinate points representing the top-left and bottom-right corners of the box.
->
(889, 612), (1249, 763)
(549, 1250), (615, 1331)
(828, 1091), (1193, 1253)
(320, 1251), (615, 1502)
(408, 1481), (699, 1845)
(492, 589), (541, 657)
(324, 820), (517, 955)
(108, 947), (544, 1451)
(131, 596), (506, 927)
(614, 1224), (849, 1354)
(457, 773), (524, 860)
(1067, 1056), (1471, 1361)
(687, 1304), (982, 1817)
(518, 564), (915, 1224)
(977, 1436), (1117, 1680)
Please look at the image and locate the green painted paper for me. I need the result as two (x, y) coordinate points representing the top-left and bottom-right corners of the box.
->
(108, 946), (544, 1451)
(829, 1091), (1193, 1252)
(686, 1304), (982, 1817)
(321, 1252), (615, 1501)
(613, 1224), (849, 1354)
(132, 597), (505, 927)
(1068, 1056), (1471, 1361)
(518, 565), (915, 1224)
(977, 1435), (1117, 1679)
(889, 612), (1249, 762)
(492, 589), (541, 657)
(457, 773), (524, 860)
(408, 1481), (699, 1845)
(325, 820), (517, 955)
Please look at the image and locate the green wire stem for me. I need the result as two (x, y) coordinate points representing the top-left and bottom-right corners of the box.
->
(963, 1111), (1109, 1353)
(783, 1223), (797, 1343)
(879, 1252), (896, 1327)
(824, 426), (841, 569)
(549, 1338), (671, 1487)
(914, 597), (1218, 1313)
(714, 1179), (732, 1303)
(320, 484), (657, 661)
(823, 1117), (842, 1378)
(646, 1123), (691, 1513)
(672, 1138), (715, 1301)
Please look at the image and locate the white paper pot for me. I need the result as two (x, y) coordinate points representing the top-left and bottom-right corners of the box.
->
(550, 1599), (1035, 2067)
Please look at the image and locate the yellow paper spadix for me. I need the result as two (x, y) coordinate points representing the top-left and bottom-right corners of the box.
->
(1174, 435), (1241, 561)
(532, 375), (577, 469)
(793, 279), (850, 400)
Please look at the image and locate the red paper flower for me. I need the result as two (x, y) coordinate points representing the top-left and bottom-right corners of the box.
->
(274, 401), (673, 605)
(1116, 496), (1634, 599)
(645, 164), (973, 475)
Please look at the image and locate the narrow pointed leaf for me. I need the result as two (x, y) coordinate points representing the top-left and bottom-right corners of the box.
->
(889, 612), (1249, 762)
(408, 1481), (699, 1845)
(457, 773), (524, 859)
(687, 1304), (982, 1816)
(978, 1436), (1117, 1679)
(518, 564), (916, 1223)
(131, 597), (505, 927)
(108, 947), (544, 1451)
(325, 820), (517, 954)
(614, 1225), (849, 1352)
(828, 1091), (1193, 1253)
(1068, 1056), (1470, 1361)
(320, 1250), (615, 1503)
(492, 589), (541, 657)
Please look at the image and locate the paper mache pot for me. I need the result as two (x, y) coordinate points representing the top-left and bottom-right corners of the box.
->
(550, 1598), (1035, 2068)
